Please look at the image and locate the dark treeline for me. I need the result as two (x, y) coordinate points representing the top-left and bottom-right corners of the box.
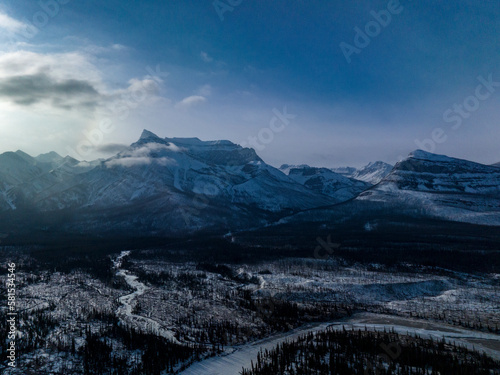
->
(174, 298), (352, 347)
(238, 290), (353, 333)
(2, 198), (500, 275)
(3, 211), (499, 280)
(81, 321), (205, 375)
(241, 327), (500, 375)
(0, 306), (207, 374)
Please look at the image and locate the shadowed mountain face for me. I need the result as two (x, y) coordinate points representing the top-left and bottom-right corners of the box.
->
(281, 162), (393, 186)
(284, 166), (370, 202)
(367, 150), (500, 195)
(357, 150), (500, 225)
(0, 130), (339, 234)
(0, 136), (499, 236)
(330, 166), (357, 176)
(0, 150), (93, 211)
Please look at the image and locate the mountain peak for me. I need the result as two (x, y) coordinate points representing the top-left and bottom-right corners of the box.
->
(408, 150), (455, 162)
(139, 129), (161, 141)
(365, 161), (391, 168)
(279, 164), (310, 175)
(15, 150), (34, 163)
(352, 161), (393, 185)
(36, 151), (64, 163)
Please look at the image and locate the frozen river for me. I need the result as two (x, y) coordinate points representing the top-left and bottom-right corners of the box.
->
(112, 251), (500, 374)
(179, 312), (500, 375)
(114, 251), (179, 344)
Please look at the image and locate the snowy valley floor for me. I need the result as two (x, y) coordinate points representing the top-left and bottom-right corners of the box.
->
(1, 245), (499, 374)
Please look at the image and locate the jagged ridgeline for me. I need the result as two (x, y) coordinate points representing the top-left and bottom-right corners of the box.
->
(241, 327), (500, 375)
(2, 130), (499, 239)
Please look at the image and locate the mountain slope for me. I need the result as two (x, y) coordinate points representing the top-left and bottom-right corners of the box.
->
(330, 166), (357, 176)
(279, 164), (310, 176)
(0, 148), (101, 211)
(357, 150), (500, 225)
(80, 130), (333, 212)
(283, 166), (370, 202)
(0, 130), (338, 234)
(351, 161), (393, 184)
(1, 141), (499, 234)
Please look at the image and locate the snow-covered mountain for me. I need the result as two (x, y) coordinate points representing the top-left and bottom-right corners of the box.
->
(330, 166), (357, 176)
(278, 164), (310, 176)
(357, 150), (500, 225)
(0, 130), (338, 233)
(1, 138), (499, 234)
(281, 165), (370, 202)
(0, 150), (95, 211)
(82, 130), (333, 211)
(331, 162), (393, 185)
(351, 161), (393, 185)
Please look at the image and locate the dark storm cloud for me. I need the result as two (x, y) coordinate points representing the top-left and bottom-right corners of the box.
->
(0, 72), (100, 109)
(96, 143), (129, 154)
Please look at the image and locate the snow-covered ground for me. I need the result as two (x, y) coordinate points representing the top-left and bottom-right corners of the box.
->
(114, 251), (179, 344)
(179, 321), (334, 375)
(2, 254), (499, 374)
(180, 312), (500, 374)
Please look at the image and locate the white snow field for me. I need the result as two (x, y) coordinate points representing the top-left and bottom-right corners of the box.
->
(114, 251), (180, 344)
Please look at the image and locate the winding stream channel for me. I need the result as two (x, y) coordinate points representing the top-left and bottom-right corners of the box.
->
(113, 251), (179, 344)
(113, 251), (499, 374)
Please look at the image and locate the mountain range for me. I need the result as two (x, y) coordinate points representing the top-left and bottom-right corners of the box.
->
(279, 161), (393, 185)
(357, 150), (500, 226)
(0, 130), (499, 237)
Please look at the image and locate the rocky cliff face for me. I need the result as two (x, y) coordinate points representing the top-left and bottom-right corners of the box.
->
(0, 130), (336, 234)
(357, 150), (500, 225)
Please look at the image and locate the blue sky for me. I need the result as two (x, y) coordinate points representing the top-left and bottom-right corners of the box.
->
(0, 0), (498, 167)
